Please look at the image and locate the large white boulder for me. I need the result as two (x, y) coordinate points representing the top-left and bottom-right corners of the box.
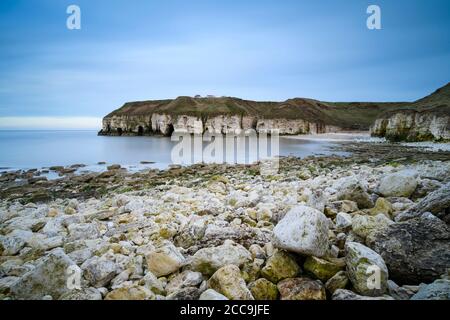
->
(378, 170), (418, 198)
(190, 240), (252, 275)
(273, 205), (330, 258)
(10, 248), (77, 299)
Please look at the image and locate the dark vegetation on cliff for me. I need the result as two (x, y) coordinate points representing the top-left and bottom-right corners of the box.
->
(377, 82), (450, 118)
(105, 83), (449, 131)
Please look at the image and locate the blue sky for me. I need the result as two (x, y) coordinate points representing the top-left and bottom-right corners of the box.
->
(0, 0), (449, 129)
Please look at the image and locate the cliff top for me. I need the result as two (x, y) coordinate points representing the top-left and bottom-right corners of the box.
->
(105, 83), (449, 130)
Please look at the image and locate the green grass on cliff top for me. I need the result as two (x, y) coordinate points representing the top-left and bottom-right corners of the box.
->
(106, 83), (449, 130)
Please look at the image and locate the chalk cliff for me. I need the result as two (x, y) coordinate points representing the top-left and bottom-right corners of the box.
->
(99, 84), (449, 140)
(371, 83), (450, 141)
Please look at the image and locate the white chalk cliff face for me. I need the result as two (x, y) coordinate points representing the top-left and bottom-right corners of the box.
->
(100, 114), (344, 136)
(371, 112), (450, 141)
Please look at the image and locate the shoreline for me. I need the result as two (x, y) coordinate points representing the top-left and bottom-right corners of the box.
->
(1, 141), (449, 300)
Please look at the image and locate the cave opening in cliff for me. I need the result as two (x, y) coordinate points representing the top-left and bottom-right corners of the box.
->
(117, 128), (123, 136)
(165, 124), (174, 137)
(137, 126), (144, 136)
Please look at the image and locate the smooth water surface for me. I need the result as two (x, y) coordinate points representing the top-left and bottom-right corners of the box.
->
(0, 130), (347, 172)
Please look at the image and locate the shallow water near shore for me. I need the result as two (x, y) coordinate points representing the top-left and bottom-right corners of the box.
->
(0, 130), (349, 173)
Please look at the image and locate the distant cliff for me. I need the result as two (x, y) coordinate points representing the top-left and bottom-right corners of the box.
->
(99, 84), (449, 140)
(371, 83), (450, 142)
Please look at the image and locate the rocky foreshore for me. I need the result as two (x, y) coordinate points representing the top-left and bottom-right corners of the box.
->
(0, 143), (449, 300)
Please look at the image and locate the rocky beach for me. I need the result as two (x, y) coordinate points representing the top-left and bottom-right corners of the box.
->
(1, 141), (449, 300)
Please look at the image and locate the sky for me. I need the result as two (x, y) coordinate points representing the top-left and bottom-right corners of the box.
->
(0, 0), (449, 129)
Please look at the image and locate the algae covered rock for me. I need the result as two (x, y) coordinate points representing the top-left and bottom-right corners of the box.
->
(303, 256), (345, 282)
(208, 265), (254, 300)
(190, 240), (251, 275)
(261, 250), (300, 283)
(345, 242), (389, 296)
(248, 278), (279, 300)
(352, 214), (393, 239)
(325, 271), (349, 294)
(369, 197), (393, 218)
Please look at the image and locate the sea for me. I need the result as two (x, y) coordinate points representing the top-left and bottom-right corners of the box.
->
(0, 130), (348, 174)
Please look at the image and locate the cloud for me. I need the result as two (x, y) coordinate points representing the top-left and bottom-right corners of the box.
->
(0, 117), (102, 130)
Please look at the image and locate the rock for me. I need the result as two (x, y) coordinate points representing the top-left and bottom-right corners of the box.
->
(297, 169), (312, 180)
(0, 276), (19, 294)
(67, 199), (79, 210)
(277, 277), (326, 300)
(335, 212), (352, 230)
(260, 251), (300, 283)
(59, 287), (103, 300)
(140, 272), (165, 294)
(273, 205), (330, 258)
(248, 278), (279, 300)
(378, 170), (418, 198)
(411, 178), (442, 200)
(345, 242), (389, 296)
(369, 198), (393, 218)
(107, 164), (121, 171)
(105, 285), (155, 300)
(67, 223), (100, 241)
(190, 240), (251, 275)
(64, 207), (77, 215)
(366, 213), (450, 284)
(81, 255), (118, 288)
(208, 265), (254, 300)
(241, 258), (264, 283)
(0, 230), (33, 256)
(332, 289), (394, 300)
(325, 271), (349, 294)
(199, 289), (228, 300)
(173, 215), (209, 248)
(303, 256), (345, 282)
(145, 242), (186, 277)
(68, 248), (93, 265)
(352, 214), (393, 239)
(166, 287), (201, 300)
(395, 182), (450, 222)
(249, 244), (266, 260)
(165, 270), (203, 294)
(325, 200), (358, 218)
(335, 176), (374, 209)
(387, 280), (415, 300)
(411, 279), (450, 300)
(10, 248), (77, 299)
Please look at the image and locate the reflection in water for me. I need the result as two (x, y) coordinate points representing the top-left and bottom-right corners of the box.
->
(0, 130), (348, 171)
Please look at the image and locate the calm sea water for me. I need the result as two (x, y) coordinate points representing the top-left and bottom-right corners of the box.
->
(0, 130), (346, 172)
